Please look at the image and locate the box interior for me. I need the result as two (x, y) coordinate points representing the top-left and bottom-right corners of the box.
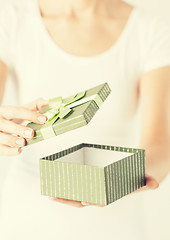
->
(57, 147), (133, 167)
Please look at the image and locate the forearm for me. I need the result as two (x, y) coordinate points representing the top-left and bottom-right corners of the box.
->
(140, 142), (170, 183)
(0, 61), (8, 104)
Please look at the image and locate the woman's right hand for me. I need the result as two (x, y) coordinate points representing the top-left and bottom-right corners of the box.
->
(0, 98), (48, 156)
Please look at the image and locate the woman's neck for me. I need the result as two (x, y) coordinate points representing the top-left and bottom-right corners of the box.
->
(38, 0), (121, 18)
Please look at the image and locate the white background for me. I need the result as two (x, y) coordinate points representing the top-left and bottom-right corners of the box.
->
(127, 0), (170, 23)
(0, 0), (170, 240)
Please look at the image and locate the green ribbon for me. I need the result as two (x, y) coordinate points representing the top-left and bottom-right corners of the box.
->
(43, 97), (71, 122)
(44, 91), (86, 121)
(40, 91), (86, 139)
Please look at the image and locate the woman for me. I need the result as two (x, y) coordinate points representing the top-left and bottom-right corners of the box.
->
(0, 0), (169, 239)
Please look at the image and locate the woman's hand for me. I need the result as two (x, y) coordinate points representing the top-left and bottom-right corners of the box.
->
(49, 197), (105, 208)
(0, 98), (48, 156)
(49, 175), (159, 208)
(133, 175), (159, 194)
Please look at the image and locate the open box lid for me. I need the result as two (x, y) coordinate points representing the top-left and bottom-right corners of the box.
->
(26, 82), (111, 145)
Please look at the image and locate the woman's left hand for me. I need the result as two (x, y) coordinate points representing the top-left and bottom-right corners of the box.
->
(49, 175), (159, 208)
(49, 197), (105, 208)
(132, 175), (159, 193)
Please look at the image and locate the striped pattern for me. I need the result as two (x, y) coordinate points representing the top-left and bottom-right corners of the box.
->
(40, 143), (145, 205)
(41, 143), (142, 160)
(98, 82), (111, 102)
(104, 151), (145, 204)
(83, 101), (99, 124)
(40, 161), (106, 205)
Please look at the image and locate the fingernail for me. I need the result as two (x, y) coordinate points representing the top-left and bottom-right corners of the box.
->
(38, 115), (47, 123)
(25, 129), (33, 138)
(16, 138), (25, 146)
(81, 201), (90, 206)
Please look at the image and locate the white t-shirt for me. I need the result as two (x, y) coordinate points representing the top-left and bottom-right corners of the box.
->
(0, 1), (170, 240)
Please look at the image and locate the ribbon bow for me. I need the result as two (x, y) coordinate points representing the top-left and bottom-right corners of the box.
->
(37, 91), (87, 139)
(43, 91), (86, 122)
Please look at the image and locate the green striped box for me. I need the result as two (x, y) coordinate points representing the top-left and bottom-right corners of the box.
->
(40, 143), (146, 205)
(26, 83), (111, 145)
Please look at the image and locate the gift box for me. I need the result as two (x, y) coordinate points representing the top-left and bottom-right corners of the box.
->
(26, 83), (111, 145)
(40, 143), (146, 206)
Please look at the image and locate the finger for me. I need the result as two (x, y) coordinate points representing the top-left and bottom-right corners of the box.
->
(0, 144), (22, 156)
(131, 175), (159, 194)
(0, 118), (34, 139)
(22, 98), (49, 111)
(0, 131), (25, 147)
(49, 197), (86, 208)
(145, 175), (159, 189)
(81, 202), (105, 207)
(0, 106), (47, 124)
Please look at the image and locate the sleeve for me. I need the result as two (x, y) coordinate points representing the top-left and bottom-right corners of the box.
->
(143, 18), (170, 74)
(0, 3), (16, 69)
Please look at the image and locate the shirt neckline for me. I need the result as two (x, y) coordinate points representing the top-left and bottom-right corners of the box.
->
(35, 0), (136, 63)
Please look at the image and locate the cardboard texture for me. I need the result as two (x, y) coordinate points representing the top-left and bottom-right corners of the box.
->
(26, 83), (111, 145)
(40, 143), (146, 206)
